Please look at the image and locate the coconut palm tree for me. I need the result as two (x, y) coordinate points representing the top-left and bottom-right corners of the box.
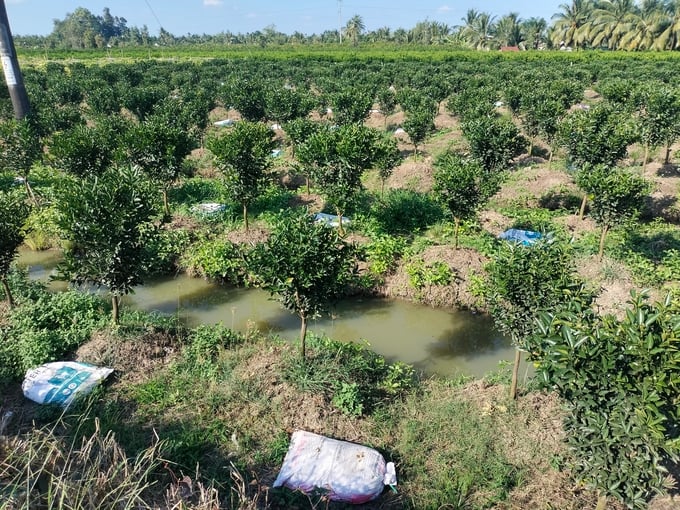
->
(344, 14), (365, 46)
(652, 0), (680, 49)
(619, 0), (665, 49)
(522, 17), (548, 49)
(551, 0), (595, 48)
(495, 12), (524, 48)
(459, 9), (496, 49)
(587, 0), (639, 49)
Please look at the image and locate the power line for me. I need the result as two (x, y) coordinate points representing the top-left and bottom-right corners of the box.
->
(143, 0), (164, 31)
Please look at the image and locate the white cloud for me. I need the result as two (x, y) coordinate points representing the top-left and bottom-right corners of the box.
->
(203, 0), (223, 6)
(246, 12), (257, 19)
(437, 5), (452, 12)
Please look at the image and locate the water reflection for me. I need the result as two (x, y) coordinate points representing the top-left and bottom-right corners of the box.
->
(16, 248), (515, 378)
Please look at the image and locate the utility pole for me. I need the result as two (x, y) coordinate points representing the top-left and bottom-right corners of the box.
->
(0, 0), (29, 119)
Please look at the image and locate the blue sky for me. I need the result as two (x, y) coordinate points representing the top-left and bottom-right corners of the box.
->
(5, 1), (564, 37)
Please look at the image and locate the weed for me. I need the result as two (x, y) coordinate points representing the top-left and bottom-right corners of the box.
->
(0, 272), (109, 380)
(483, 359), (513, 386)
(0, 415), (165, 510)
(390, 385), (523, 508)
(368, 188), (445, 235)
(180, 236), (249, 284)
(405, 258), (454, 301)
(364, 234), (407, 280)
(282, 335), (417, 416)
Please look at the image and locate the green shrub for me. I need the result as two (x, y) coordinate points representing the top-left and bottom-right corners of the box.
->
(535, 291), (680, 508)
(187, 324), (245, 361)
(250, 185), (295, 219)
(177, 324), (247, 380)
(23, 204), (62, 251)
(181, 237), (248, 283)
(405, 258), (453, 298)
(368, 189), (444, 235)
(283, 335), (417, 416)
(364, 235), (407, 280)
(141, 225), (191, 275)
(0, 274), (108, 379)
(170, 177), (227, 206)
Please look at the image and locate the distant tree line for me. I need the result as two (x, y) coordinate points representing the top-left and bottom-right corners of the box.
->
(13, 1), (680, 51)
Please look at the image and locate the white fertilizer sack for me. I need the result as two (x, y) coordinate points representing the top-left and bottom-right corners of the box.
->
(273, 430), (397, 504)
(22, 362), (113, 408)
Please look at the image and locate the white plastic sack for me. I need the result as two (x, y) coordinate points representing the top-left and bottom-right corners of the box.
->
(22, 362), (113, 408)
(314, 212), (350, 228)
(273, 430), (397, 504)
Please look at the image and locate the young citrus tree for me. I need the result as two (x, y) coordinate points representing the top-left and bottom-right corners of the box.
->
(558, 101), (637, 218)
(125, 113), (197, 217)
(433, 151), (499, 249)
(461, 115), (527, 172)
(296, 123), (384, 235)
(0, 117), (42, 203)
(483, 238), (588, 399)
(636, 83), (680, 167)
(49, 116), (129, 178)
(207, 120), (277, 231)
(575, 164), (650, 260)
(249, 211), (357, 359)
(54, 166), (158, 324)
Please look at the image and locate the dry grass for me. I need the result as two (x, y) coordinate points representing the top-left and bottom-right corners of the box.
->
(0, 414), (161, 509)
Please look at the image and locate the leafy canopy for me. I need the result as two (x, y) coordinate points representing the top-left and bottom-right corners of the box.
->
(534, 291), (680, 508)
(249, 211), (357, 356)
(54, 166), (158, 322)
(207, 120), (277, 229)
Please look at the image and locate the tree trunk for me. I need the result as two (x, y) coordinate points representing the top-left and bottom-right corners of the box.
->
(300, 315), (307, 359)
(665, 143), (672, 165)
(23, 177), (37, 205)
(454, 217), (460, 250)
(578, 194), (587, 220)
(596, 493), (607, 510)
(510, 348), (521, 400)
(112, 295), (120, 325)
(2, 276), (14, 309)
(598, 224), (609, 261)
(381, 179), (385, 199)
(337, 207), (345, 237)
(642, 144), (649, 170)
(528, 139), (534, 157)
(548, 149), (553, 170)
(243, 202), (249, 232)
(162, 189), (170, 218)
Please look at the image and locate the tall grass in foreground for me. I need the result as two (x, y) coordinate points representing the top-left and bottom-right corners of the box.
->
(0, 412), (237, 510)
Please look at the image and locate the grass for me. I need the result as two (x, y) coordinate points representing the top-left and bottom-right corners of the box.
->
(1, 310), (583, 509)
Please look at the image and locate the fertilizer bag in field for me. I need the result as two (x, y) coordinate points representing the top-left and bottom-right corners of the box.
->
(22, 361), (114, 408)
(273, 430), (397, 504)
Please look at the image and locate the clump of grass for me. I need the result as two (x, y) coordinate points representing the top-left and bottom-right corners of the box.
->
(384, 381), (524, 509)
(0, 415), (162, 509)
(0, 409), (257, 509)
(282, 334), (417, 417)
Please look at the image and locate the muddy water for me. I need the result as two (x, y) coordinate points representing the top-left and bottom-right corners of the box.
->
(16, 248), (516, 379)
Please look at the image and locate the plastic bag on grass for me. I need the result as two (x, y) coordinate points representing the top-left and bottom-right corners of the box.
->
(273, 430), (397, 504)
(22, 361), (113, 408)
